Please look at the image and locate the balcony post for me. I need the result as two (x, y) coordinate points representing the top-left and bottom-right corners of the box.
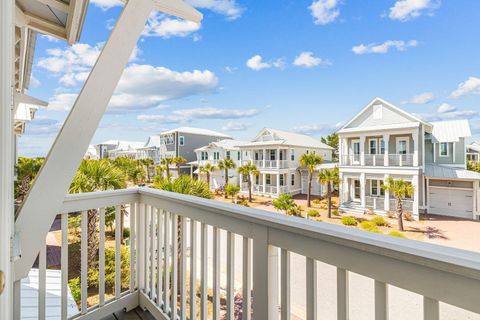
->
(263, 173), (266, 194)
(276, 148), (280, 169)
(339, 172), (344, 205)
(412, 175), (420, 218)
(384, 174), (390, 212)
(413, 128), (419, 167)
(360, 136), (366, 166)
(263, 149), (266, 168)
(360, 173), (366, 208)
(383, 134), (390, 166)
(276, 173), (281, 195)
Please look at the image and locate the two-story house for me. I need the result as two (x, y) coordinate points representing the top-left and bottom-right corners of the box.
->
(136, 135), (161, 163)
(158, 127), (232, 176)
(338, 97), (480, 220)
(238, 128), (334, 197)
(467, 142), (480, 163)
(193, 139), (250, 189)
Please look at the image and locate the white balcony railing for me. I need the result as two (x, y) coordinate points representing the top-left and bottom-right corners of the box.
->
(249, 160), (289, 169)
(341, 154), (415, 167)
(365, 195), (385, 211)
(17, 187), (480, 319)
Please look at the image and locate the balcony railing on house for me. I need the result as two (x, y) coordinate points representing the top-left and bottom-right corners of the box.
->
(341, 154), (415, 167)
(250, 160), (289, 169)
(365, 196), (385, 211)
(17, 187), (480, 320)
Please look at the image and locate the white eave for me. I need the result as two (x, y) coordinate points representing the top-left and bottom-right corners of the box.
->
(337, 121), (422, 134)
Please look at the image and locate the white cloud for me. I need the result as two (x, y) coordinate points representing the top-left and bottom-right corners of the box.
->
(389, 0), (440, 22)
(143, 13), (201, 38)
(309, 0), (340, 25)
(186, 0), (244, 20)
(37, 43), (102, 73)
(352, 40), (418, 54)
(29, 74), (41, 88)
(450, 77), (480, 98)
(437, 103), (456, 113)
(90, 0), (122, 10)
(246, 55), (285, 71)
(414, 110), (479, 122)
(405, 92), (435, 104)
(222, 121), (253, 131)
(40, 34), (60, 42)
(59, 72), (90, 86)
(48, 93), (79, 111)
(25, 118), (62, 136)
(294, 122), (342, 135)
(138, 107), (259, 124)
(293, 51), (330, 68)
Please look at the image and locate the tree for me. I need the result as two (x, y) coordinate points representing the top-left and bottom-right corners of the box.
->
(172, 156), (187, 176)
(218, 159), (236, 198)
(272, 194), (298, 215)
(318, 167), (339, 218)
(321, 133), (339, 161)
(111, 157), (146, 185)
(160, 158), (174, 179)
(15, 157), (44, 205)
(69, 160), (127, 266)
(237, 163), (259, 202)
(152, 175), (212, 199)
(199, 163), (216, 189)
(225, 184), (240, 203)
(299, 153), (324, 208)
(382, 177), (414, 232)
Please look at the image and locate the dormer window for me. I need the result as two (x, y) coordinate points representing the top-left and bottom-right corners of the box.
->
(373, 104), (383, 120)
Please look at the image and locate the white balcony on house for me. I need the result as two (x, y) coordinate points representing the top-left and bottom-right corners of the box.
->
(245, 148), (290, 170)
(14, 187), (480, 319)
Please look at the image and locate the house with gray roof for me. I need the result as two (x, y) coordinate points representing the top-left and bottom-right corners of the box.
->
(467, 141), (480, 163)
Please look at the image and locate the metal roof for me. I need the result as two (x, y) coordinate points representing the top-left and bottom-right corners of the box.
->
(467, 142), (480, 153)
(425, 164), (480, 180)
(430, 120), (472, 143)
(243, 128), (334, 150)
(160, 127), (232, 138)
(195, 139), (250, 152)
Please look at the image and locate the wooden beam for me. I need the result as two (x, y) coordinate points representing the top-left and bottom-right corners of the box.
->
(24, 11), (67, 40)
(65, 0), (84, 45)
(36, 0), (69, 13)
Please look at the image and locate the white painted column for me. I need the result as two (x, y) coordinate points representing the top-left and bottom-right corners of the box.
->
(339, 172), (344, 205)
(263, 173), (266, 194)
(360, 173), (366, 208)
(276, 173), (281, 195)
(268, 246), (280, 320)
(433, 143), (437, 163)
(412, 175), (420, 219)
(384, 174), (390, 212)
(14, 0), (157, 280)
(263, 149), (266, 168)
(0, 0), (14, 317)
(360, 136), (366, 166)
(383, 134), (390, 166)
(276, 148), (280, 169)
(413, 128), (419, 167)
(339, 137), (345, 165)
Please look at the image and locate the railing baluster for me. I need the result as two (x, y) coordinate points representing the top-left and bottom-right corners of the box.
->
(138, 204), (145, 292)
(157, 209), (163, 308)
(190, 219), (197, 320)
(227, 231), (235, 320)
(213, 227), (221, 320)
(242, 236), (252, 320)
(164, 211), (170, 314)
(424, 297), (439, 320)
(172, 213), (179, 320)
(115, 205), (121, 299)
(81, 210), (88, 314)
(61, 214), (68, 319)
(306, 258), (317, 320)
(144, 205), (151, 295)
(180, 217), (187, 320)
(375, 280), (388, 320)
(281, 249), (290, 320)
(337, 268), (349, 320)
(201, 223), (208, 320)
(150, 207), (156, 300)
(130, 203), (136, 292)
(38, 242), (46, 320)
(99, 208), (106, 306)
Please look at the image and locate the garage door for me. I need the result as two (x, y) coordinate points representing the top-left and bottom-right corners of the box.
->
(429, 187), (474, 219)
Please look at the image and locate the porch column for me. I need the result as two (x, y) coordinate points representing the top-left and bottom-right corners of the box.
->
(412, 175), (420, 218)
(276, 148), (280, 169)
(14, 0), (202, 280)
(360, 136), (366, 166)
(263, 173), (266, 194)
(413, 128), (419, 167)
(263, 149), (266, 168)
(339, 137), (345, 165)
(276, 173), (281, 195)
(360, 173), (366, 208)
(384, 174), (390, 212)
(339, 172), (344, 204)
(0, 0), (14, 316)
(383, 134), (390, 166)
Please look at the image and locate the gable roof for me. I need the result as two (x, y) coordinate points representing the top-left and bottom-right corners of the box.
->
(339, 97), (432, 133)
(160, 127), (232, 138)
(430, 120), (471, 143)
(467, 142), (480, 153)
(143, 135), (161, 148)
(241, 128), (333, 149)
(195, 139), (250, 152)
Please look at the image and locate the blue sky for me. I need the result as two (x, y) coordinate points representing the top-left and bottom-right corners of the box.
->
(20, 0), (480, 157)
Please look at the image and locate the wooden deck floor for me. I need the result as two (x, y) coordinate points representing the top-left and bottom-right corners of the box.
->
(100, 307), (156, 320)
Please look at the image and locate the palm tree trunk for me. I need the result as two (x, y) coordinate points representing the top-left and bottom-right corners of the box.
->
(166, 166), (170, 179)
(327, 183), (332, 219)
(396, 198), (404, 232)
(224, 169), (229, 198)
(207, 172), (210, 189)
(307, 173), (312, 208)
(87, 209), (98, 268)
(248, 178), (252, 202)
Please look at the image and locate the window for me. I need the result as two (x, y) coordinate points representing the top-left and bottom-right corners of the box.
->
(291, 174), (295, 186)
(266, 174), (271, 185)
(280, 174), (284, 186)
(373, 104), (383, 119)
(380, 180), (385, 196)
(440, 142), (449, 157)
(397, 138), (409, 155)
(270, 150), (276, 160)
(371, 180), (378, 196)
(214, 152), (220, 160)
(238, 152), (241, 161)
(380, 139), (385, 154)
(291, 149), (295, 161)
(179, 136), (185, 146)
(255, 175), (259, 185)
(201, 152), (208, 160)
(352, 141), (360, 155)
(226, 151), (231, 160)
(369, 139), (377, 155)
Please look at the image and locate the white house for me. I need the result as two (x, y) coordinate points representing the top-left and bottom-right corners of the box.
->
(238, 128), (334, 198)
(194, 139), (250, 189)
(467, 142), (480, 163)
(83, 144), (98, 160)
(338, 97), (480, 220)
(108, 141), (145, 159)
(136, 135), (161, 163)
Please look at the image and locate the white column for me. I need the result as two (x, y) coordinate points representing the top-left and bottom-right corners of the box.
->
(339, 137), (345, 164)
(412, 175), (420, 219)
(276, 148), (280, 168)
(360, 173), (366, 208)
(384, 174), (390, 212)
(276, 173), (281, 195)
(413, 128), (419, 167)
(339, 172), (344, 205)
(0, 0), (14, 317)
(268, 246), (280, 320)
(360, 136), (366, 166)
(383, 134), (390, 166)
(14, 0), (157, 280)
(263, 173), (266, 194)
(263, 149), (266, 168)
(433, 143), (437, 163)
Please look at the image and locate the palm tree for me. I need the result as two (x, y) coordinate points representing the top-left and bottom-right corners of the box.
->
(218, 159), (236, 198)
(237, 163), (260, 202)
(15, 157), (44, 205)
(382, 177), (414, 232)
(160, 158), (174, 179)
(69, 160), (127, 265)
(318, 167), (339, 218)
(225, 184), (240, 203)
(199, 163), (216, 189)
(299, 153), (324, 208)
(172, 156), (187, 177)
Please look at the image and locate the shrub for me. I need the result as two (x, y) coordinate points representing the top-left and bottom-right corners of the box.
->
(225, 184), (240, 202)
(371, 216), (387, 227)
(332, 209), (340, 216)
(308, 209), (319, 217)
(341, 216), (357, 226)
(403, 212), (413, 221)
(312, 199), (322, 205)
(388, 231), (406, 238)
(360, 221), (382, 233)
(386, 211), (395, 219)
(123, 227), (130, 240)
(87, 246), (130, 290)
(273, 194), (298, 214)
(69, 277), (81, 305)
(238, 199), (249, 207)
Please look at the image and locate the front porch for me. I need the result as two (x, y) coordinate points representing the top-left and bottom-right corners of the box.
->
(240, 172), (295, 197)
